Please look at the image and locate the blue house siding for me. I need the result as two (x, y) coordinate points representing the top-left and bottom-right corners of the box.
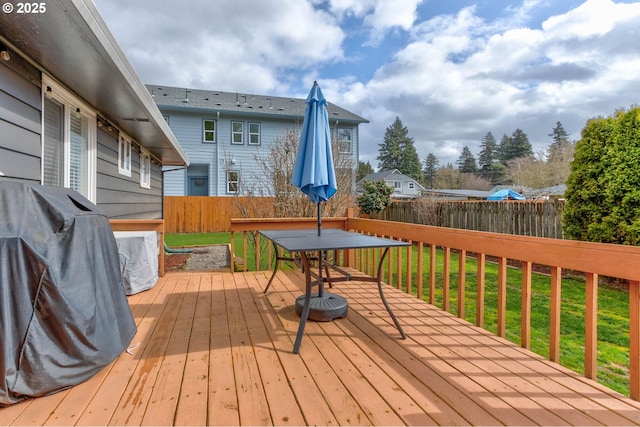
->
(150, 85), (367, 197)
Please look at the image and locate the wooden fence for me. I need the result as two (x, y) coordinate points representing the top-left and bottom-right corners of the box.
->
(165, 196), (565, 237)
(369, 200), (565, 238)
(164, 196), (274, 233)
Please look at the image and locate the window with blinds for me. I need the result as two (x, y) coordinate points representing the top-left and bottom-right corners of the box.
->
(43, 98), (64, 187)
(69, 111), (89, 196)
(41, 77), (96, 202)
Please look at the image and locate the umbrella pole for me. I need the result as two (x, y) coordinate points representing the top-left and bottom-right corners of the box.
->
(317, 201), (324, 297)
(317, 201), (321, 236)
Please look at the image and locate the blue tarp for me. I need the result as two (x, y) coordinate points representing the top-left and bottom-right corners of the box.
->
(487, 189), (526, 200)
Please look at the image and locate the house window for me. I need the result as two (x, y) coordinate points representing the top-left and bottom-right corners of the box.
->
(231, 121), (244, 145)
(43, 97), (64, 187)
(394, 181), (401, 190)
(408, 182), (415, 190)
(248, 122), (261, 145)
(337, 128), (352, 153)
(118, 136), (132, 177)
(227, 170), (239, 193)
(140, 148), (151, 189)
(203, 119), (216, 143)
(42, 78), (96, 202)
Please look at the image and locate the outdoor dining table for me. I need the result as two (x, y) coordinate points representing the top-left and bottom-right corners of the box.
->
(259, 228), (410, 353)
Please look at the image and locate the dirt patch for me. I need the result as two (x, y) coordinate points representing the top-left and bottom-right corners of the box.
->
(164, 245), (231, 272)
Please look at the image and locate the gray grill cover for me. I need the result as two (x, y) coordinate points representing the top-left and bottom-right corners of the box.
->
(0, 183), (136, 405)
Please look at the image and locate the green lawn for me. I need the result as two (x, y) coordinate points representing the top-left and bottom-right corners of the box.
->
(166, 232), (632, 396)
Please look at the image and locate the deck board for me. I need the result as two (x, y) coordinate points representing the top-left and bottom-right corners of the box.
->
(2, 269), (640, 426)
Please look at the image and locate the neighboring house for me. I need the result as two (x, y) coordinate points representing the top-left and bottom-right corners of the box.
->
(0, 0), (188, 219)
(357, 169), (426, 199)
(147, 85), (368, 196)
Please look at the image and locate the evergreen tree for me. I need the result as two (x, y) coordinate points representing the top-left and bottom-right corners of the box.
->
(377, 117), (404, 171)
(478, 132), (504, 184)
(547, 121), (571, 162)
(456, 146), (478, 174)
(564, 107), (640, 244)
(356, 160), (374, 181)
(423, 153), (439, 189)
(546, 121), (574, 185)
(377, 117), (422, 181)
(499, 129), (533, 162)
(478, 132), (498, 171)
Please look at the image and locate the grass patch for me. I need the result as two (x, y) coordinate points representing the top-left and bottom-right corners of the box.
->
(167, 232), (632, 396)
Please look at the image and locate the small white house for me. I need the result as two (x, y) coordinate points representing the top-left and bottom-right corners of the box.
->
(356, 169), (425, 199)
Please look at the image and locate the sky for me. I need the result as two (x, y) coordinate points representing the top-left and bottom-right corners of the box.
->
(93, 0), (640, 168)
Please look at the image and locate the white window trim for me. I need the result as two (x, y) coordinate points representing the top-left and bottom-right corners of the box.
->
(248, 122), (261, 145)
(140, 148), (151, 189)
(337, 127), (353, 153)
(118, 134), (132, 177)
(227, 169), (239, 193)
(203, 119), (216, 143)
(231, 121), (244, 145)
(42, 75), (97, 203)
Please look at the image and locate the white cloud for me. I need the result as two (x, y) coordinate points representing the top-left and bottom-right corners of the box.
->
(96, 0), (345, 93)
(332, 0), (640, 166)
(95, 0), (640, 169)
(325, 0), (424, 44)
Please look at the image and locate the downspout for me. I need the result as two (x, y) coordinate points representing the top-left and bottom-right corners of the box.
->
(215, 111), (220, 196)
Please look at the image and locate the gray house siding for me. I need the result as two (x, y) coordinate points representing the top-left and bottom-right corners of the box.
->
(95, 129), (164, 219)
(162, 107), (360, 197)
(0, 58), (41, 184)
(0, 49), (165, 218)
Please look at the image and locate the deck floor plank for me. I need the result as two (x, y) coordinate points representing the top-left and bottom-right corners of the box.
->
(239, 272), (308, 426)
(222, 272), (272, 426)
(140, 275), (195, 425)
(264, 272), (363, 425)
(207, 272), (240, 426)
(273, 272), (404, 426)
(2, 269), (640, 426)
(175, 274), (212, 426)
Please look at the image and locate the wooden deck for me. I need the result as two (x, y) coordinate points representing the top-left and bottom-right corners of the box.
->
(2, 270), (640, 426)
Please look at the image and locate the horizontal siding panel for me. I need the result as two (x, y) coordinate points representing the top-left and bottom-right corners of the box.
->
(96, 187), (161, 204)
(0, 90), (41, 134)
(0, 61), (40, 109)
(0, 119), (41, 157)
(99, 203), (162, 219)
(0, 148), (40, 181)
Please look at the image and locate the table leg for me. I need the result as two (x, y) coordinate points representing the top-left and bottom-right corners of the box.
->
(377, 247), (407, 339)
(293, 251), (312, 354)
(263, 240), (281, 293)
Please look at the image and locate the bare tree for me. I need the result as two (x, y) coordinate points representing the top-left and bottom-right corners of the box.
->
(235, 127), (356, 219)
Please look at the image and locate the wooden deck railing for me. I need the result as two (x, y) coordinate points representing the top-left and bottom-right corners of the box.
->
(229, 215), (640, 400)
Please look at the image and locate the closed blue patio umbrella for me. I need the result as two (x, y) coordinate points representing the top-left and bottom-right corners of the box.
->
(290, 81), (346, 321)
(291, 81), (337, 236)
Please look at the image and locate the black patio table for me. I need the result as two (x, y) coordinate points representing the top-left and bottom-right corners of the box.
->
(259, 228), (409, 353)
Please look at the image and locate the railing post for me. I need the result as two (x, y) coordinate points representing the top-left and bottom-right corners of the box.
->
(585, 273), (598, 380)
(458, 249), (466, 318)
(497, 257), (507, 338)
(630, 280), (640, 400)
(549, 267), (562, 363)
(443, 247), (451, 312)
(476, 253), (485, 328)
(230, 231), (235, 273)
(521, 261), (532, 349)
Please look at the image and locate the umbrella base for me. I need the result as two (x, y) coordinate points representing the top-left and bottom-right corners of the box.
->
(295, 292), (348, 322)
